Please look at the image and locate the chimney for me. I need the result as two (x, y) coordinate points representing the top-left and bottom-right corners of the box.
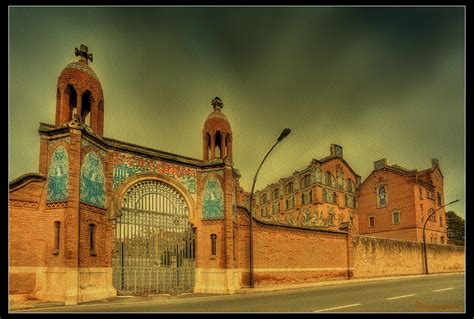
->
(431, 158), (439, 168)
(330, 144), (343, 158)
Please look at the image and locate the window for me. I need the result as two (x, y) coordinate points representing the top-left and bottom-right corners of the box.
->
(262, 206), (267, 217)
(353, 197), (357, 209)
(392, 210), (400, 224)
(325, 172), (332, 186)
(368, 216), (375, 227)
(272, 201), (280, 214)
(272, 188), (279, 200)
(53, 221), (60, 255)
(440, 236), (445, 244)
(419, 187), (423, 199)
(346, 179), (353, 193)
(89, 224), (96, 256)
(260, 194), (267, 205)
(439, 215), (443, 226)
(286, 182), (294, 194)
(286, 196), (294, 209)
(377, 185), (387, 207)
(302, 174), (311, 188)
(327, 214), (335, 226)
(427, 189), (434, 199)
(323, 189), (329, 202)
(211, 234), (217, 256)
(332, 192), (337, 205)
(428, 208), (436, 221)
(437, 192), (442, 206)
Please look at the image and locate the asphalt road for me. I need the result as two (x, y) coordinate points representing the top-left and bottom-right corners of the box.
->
(26, 273), (464, 313)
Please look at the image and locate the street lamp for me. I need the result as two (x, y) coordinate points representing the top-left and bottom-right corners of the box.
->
(249, 128), (291, 288)
(422, 199), (459, 274)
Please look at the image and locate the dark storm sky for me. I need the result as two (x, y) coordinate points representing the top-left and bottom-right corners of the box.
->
(9, 6), (465, 216)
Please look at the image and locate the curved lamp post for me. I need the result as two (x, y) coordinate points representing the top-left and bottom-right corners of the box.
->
(249, 128), (291, 288)
(422, 199), (459, 274)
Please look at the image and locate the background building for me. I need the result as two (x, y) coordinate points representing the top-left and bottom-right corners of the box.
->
(358, 158), (448, 244)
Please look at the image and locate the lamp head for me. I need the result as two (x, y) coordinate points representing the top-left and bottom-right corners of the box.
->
(277, 128), (291, 142)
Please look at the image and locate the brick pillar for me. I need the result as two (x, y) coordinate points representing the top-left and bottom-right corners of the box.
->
(39, 134), (49, 175)
(63, 127), (82, 305)
(220, 133), (226, 159)
(346, 229), (354, 279)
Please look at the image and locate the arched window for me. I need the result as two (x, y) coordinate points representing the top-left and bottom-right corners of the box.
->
(333, 192), (337, 204)
(302, 174), (311, 188)
(286, 182), (294, 194)
(345, 195), (348, 207)
(81, 90), (94, 126)
(272, 188), (279, 200)
(260, 193), (267, 205)
(215, 131), (222, 159)
(437, 192), (442, 206)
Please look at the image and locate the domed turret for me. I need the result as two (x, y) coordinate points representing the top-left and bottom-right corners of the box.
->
(55, 45), (104, 136)
(203, 97), (233, 163)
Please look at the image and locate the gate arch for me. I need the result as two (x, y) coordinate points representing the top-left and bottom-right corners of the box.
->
(112, 179), (195, 295)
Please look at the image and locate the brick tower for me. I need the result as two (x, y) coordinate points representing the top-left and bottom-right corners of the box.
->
(203, 97), (233, 163)
(195, 97), (241, 293)
(55, 44), (104, 136)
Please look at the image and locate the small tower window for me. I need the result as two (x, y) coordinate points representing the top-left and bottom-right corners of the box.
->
(53, 221), (61, 255)
(437, 192), (442, 206)
(89, 224), (96, 256)
(211, 234), (217, 256)
(272, 188), (279, 200)
(286, 182), (294, 194)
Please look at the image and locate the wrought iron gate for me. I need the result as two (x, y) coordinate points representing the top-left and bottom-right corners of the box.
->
(112, 180), (195, 295)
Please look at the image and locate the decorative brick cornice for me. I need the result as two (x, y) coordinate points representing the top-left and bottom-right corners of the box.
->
(9, 200), (39, 209)
(46, 202), (68, 209)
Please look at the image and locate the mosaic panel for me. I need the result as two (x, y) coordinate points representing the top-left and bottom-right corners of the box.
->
(47, 146), (69, 202)
(80, 152), (106, 208)
(377, 184), (388, 208)
(202, 177), (224, 220)
(111, 152), (197, 197)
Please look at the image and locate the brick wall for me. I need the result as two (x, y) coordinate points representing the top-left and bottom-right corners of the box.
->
(352, 235), (464, 278)
(235, 209), (350, 286)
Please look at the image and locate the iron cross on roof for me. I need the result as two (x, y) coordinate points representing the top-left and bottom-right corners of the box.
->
(75, 44), (93, 63)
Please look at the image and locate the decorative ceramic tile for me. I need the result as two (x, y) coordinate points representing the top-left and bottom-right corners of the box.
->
(47, 146), (69, 202)
(377, 184), (387, 208)
(111, 152), (197, 199)
(202, 177), (224, 220)
(80, 152), (106, 208)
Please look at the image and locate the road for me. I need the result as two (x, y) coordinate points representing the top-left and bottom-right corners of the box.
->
(25, 273), (464, 313)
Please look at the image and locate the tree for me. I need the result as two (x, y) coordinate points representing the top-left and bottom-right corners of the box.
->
(446, 211), (465, 246)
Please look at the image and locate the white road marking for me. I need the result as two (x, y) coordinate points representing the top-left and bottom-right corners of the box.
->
(433, 287), (454, 292)
(386, 294), (416, 300)
(314, 303), (361, 312)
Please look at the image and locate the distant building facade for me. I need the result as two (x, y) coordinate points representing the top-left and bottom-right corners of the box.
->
(357, 158), (448, 244)
(250, 144), (361, 232)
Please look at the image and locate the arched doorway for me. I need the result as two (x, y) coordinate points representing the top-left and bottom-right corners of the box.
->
(112, 180), (195, 295)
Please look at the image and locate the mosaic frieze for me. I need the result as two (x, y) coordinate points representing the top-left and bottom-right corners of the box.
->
(111, 152), (197, 197)
(47, 146), (69, 202)
(202, 177), (224, 220)
(80, 151), (106, 208)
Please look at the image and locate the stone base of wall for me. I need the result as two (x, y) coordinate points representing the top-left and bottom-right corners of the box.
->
(13, 267), (117, 305)
(194, 269), (241, 294)
(239, 268), (350, 286)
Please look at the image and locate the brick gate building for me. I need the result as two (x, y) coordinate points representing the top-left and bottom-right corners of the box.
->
(9, 45), (454, 306)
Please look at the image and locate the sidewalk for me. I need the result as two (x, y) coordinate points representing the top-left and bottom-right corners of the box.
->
(9, 272), (464, 311)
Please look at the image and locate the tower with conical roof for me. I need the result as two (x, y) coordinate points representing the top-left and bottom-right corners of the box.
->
(55, 44), (104, 136)
(203, 97), (233, 163)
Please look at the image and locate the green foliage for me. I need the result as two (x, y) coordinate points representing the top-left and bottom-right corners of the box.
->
(446, 211), (465, 246)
